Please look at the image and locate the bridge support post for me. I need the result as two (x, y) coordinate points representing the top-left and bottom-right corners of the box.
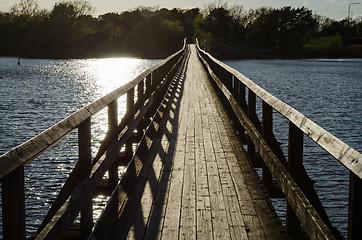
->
(126, 89), (135, 159)
(262, 101), (273, 188)
(230, 74), (237, 123)
(137, 80), (145, 138)
(141, 74), (153, 128)
(236, 81), (247, 143)
(348, 172), (362, 240)
(1, 167), (26, 240)
(286, 121), (303, 236)
(78, 118), (93, 238)
(108, 100), (119, 189)
(247, 89), (256, 159)
(224, 70), (233, 117)
(146, 74), (152, 95)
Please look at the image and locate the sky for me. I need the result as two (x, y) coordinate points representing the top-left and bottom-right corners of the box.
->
(1, 0), (361, 20)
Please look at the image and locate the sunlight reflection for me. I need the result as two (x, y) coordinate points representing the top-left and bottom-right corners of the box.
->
(86, 58), (145, 96)
(82, 57), (158, 157)
(93, 195), (110, 220)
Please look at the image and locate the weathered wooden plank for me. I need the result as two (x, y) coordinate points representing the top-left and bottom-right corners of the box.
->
(348, 172), (362, 240)
(200, 45), (281, 239)
(78, 118), (93, 238)
(160, 113), (186, 239)
(126, 68), (187, 239)
(206, 108), (248, 239)
(125, 142), (166, 240)
(209, 75), (282, 240)
(108, 100), (119, 188)
(262, 101), (273, 187)
(201, 85), (231, 239)
(197, 46), (336, 240)
(180, 100), (196, 239)
(194, 86), (213, 240)
(158, 48), (191, 240)
(287, 122), (303, 235)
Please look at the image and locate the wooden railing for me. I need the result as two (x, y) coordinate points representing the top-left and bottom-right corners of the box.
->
(0, 39), (188, 240)
(196, 39), (362, 240)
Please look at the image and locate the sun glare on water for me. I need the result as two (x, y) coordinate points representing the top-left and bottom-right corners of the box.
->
(86, 57), (145, 96)
(81, 58), (154, 157)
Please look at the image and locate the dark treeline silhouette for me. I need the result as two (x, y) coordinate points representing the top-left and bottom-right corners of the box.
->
(1, 0), (361, 59)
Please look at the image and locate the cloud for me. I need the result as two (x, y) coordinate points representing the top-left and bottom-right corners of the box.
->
(304, 0), (310, 6)
(354, 14), (362, 21)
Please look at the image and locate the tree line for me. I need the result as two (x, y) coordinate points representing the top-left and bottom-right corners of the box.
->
(1, 0), (361, 59)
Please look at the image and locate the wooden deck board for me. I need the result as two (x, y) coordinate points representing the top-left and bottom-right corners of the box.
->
(101, 45), (283, 239)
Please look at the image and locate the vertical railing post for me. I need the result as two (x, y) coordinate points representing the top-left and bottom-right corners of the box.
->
(225, 70), (232, 117)
(78, 118), (93, 238)
(262, 101), (273, 187)
(152, 69), (158, 88)
(108, 100), (118, 189)
(138, 80), (145, 105)
(126, 88), (135, 159)
(348, 172), (362, 240)
(144, 74), (153, 127)
(2, 167), (26, 240)
(146, 74), (152, 95)
(286, 121), (303, 236)
(247, 89), (256, 158)
(237, 81), (247, 143)
(231, 74), (237, 123)
(137, 79), (145, 138)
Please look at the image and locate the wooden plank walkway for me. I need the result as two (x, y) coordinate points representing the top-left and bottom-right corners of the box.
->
(96, 45), (283, 239)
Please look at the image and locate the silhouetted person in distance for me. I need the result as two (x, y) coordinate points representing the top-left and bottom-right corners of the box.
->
(17, 58), (20, 65)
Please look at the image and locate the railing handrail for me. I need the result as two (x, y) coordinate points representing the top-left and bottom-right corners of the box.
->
(195, 39), (362, 180)
(0, 38), (187, 182)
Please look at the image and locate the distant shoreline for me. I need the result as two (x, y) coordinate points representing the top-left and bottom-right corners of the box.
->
(2, 44), (362, 60)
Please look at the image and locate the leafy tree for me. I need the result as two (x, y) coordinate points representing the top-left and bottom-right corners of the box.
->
(319, 19), (348, 38)
(10, 0), (40, 16)
(122, 13), (183, 57)
(193, 12), (213, 49)
(246, 7), (317, 50)
(93, 13), (124, 53)
(50, 0), (93, 19)
(202, 2), (234, 40)
(180, 8), (200, 42)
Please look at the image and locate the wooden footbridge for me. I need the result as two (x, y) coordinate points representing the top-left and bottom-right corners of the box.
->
(1, 40), (361, 240)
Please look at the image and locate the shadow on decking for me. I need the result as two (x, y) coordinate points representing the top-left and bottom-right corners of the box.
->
(105, 51), (189, 240)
